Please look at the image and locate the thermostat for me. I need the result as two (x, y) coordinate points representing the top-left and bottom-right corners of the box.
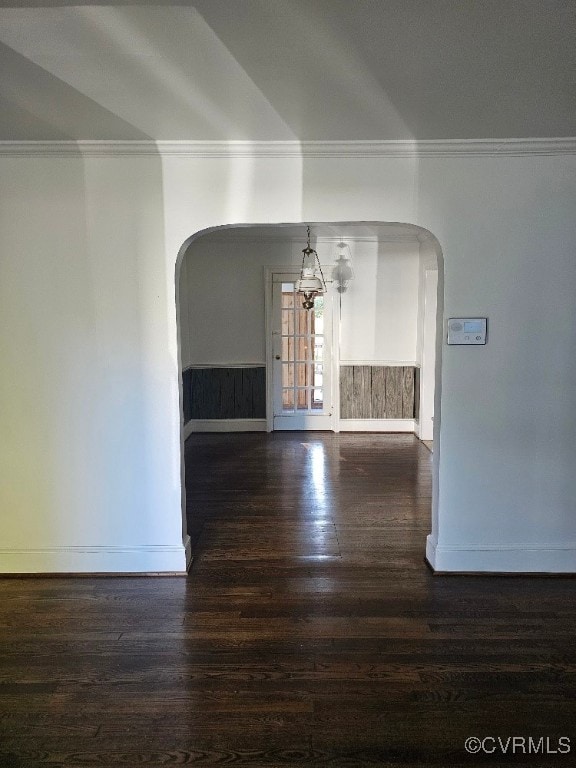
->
(447, 318), (487, 345)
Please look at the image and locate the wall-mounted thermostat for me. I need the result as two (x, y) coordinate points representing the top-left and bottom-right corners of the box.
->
(447, 318), (487, 345)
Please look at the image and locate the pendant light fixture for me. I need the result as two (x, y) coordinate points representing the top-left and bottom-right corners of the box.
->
(295, 226), (327, 310)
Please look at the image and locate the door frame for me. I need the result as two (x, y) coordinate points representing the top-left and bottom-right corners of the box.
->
(419, 267), (438, 441)
(265, 266), (340, 433)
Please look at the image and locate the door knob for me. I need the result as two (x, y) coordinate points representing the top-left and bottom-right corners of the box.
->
(275, 355), (281, 360)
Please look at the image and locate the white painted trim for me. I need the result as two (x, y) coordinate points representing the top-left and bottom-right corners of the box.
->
(339, 419), (415, 432)
(426, 535), (438, 568)
(184, 419), (267, 436)
(0, 138), (575, 157)
(339, 360), (418, 367)
(264, 268), (274, 432)
(418, 268), (438, 442)
(0, 544), (187, 574)
(426, 535), (576, 573)
(332, 292), (341, 434)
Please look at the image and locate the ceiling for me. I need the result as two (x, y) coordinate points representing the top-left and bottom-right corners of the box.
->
(0, 0), (574, 141)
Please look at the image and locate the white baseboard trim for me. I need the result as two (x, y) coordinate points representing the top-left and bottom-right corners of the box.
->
(339, 419), (415, 432)
(427, 535), (576, 573)
(0, 544), (188, 574)
(184, 419), (267, 436)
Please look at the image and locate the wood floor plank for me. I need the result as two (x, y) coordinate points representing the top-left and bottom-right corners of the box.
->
(0, 433), (575, 766)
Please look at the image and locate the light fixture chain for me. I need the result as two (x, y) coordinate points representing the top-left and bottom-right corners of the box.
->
(306, 225), (326, 291)
(316, 254), (327, 292)
(300, 244), (307, 274)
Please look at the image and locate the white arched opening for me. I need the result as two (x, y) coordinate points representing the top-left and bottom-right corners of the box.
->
(175, 221), (445, 567)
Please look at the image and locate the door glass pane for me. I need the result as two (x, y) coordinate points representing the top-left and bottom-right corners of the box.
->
(281, 363), (294, 388)
(296, 307), (310, 336)
(293, 337), (308, 362)
(282, 388), (295, 410)
(312, 389), (323, 409)
(282, 308), (294, 336)
(295, 363), (313, 387)
(313, 338), (324, 361)
(314, 296), (324, 333)
(296, 388), (309, 410)
(282, 337), (295, 361)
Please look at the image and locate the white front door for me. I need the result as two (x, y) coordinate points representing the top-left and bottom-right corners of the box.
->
(271, 275), (334, 430)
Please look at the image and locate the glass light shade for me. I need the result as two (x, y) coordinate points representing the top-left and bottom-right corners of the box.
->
(295, 267), (324, 294)
(296, 227), (326, 309)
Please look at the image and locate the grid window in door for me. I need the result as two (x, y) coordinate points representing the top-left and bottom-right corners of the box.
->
(281, 283), (324, 412)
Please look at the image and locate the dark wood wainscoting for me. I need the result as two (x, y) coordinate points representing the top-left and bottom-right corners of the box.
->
(182, 366), (266, 421)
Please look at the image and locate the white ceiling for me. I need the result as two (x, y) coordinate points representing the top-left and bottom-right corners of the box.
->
(0, 1), (574, 141)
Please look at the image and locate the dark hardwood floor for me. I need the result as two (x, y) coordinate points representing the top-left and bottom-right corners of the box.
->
(1, 432), (575, 767)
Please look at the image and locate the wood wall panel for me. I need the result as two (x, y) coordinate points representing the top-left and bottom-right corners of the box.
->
(234, 368), (252, 418)
(340, 365), (416, 420)
(370, 366), (386, 418)
(185, 365), (414, 423)
(402, 367), (415, 419)
(220, 368), (236, 417)
(358, 366), (372, 418)
(183, 366), (266, 422)
(340, 366), (355, 419)
(251, 367), (266, 418)
(384, 366), (402, 418)
(351, 365), (370, 419)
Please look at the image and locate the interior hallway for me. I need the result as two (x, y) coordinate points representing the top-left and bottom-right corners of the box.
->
(0, 433), (575, 766)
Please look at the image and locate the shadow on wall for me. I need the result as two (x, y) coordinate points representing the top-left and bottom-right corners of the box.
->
(0, 143), (181, 569)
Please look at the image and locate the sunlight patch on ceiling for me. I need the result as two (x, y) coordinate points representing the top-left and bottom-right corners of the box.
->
(0, 6), (297, 140)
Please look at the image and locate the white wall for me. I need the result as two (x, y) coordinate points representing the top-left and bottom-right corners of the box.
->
(180, 236), (420, 369)
(418, 154), (576, 572)
(1, 144), (575, 573)
(338, 241), (420, 364)
(0, 153), (184, 571)
(181, 238), (300, 366)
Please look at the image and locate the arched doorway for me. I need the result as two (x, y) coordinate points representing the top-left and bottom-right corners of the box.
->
(175, 221), (444, 567)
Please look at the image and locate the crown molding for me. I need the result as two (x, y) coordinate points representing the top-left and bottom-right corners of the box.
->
(0, 138), (575, 158)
